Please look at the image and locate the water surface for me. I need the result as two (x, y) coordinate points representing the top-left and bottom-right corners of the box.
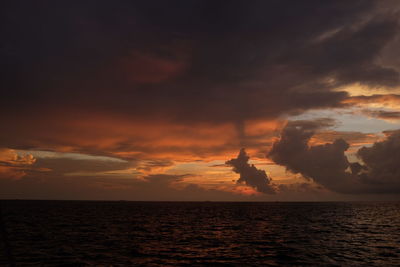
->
(1, 201), (399, 266)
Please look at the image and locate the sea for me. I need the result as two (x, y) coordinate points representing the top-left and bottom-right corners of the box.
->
(1, 201), (399, 266)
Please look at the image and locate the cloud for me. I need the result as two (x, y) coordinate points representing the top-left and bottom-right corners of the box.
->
(269, 120), (400, 194)
(341, 93), (400, 123)
(0, 149), (36, 167)
(311, 130), (381, 147)
(33, 157), (131, 175)
(268, 120), (354, 193)
(0, 171), (247, 201)
(344, 94), (400, 108)
(356, 130), (400, 192)
(118, 50), (188, 84)
(2, 1), (400, 200)
(2, 1), (400, 159)
(226, 148), (275, 194)
(0, 149), (36, 179)
(142, 174), (187, 185)
(361, 109), (400, 121)
(286, 17), (400, 87)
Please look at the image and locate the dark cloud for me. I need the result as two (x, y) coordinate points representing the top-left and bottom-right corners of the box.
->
(362, 109), (400, 120)
(269, 120), (400, 194)
(268, 120), (354, 193)
(292, 17), (400, 87)
(226, 148), (275, 194)
(356, 130), (400, 192)
(1, 1), (400, 154)
(2, 1), (400, 200)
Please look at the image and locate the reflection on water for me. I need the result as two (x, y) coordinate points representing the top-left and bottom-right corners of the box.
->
(1, 201), (400, 266)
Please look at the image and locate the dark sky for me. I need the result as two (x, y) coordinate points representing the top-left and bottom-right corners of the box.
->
(1, 0), (400, 200)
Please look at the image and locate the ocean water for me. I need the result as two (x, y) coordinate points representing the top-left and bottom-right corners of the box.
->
(1, 201), (400, 266)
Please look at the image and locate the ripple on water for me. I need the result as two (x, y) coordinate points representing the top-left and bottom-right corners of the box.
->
(1, 201), (400, 266)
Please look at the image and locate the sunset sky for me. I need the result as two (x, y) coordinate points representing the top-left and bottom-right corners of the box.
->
(2, 0), (400, 201)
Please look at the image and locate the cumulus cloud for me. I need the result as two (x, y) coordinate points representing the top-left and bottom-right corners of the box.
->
(268, 120), (355, 193)
(226, 148), (275, 194)
(269, 120), (400, 194)
(356, 130), (400, 192)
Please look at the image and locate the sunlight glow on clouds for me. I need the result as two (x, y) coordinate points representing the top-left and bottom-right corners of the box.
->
(2, 0), (400, 200)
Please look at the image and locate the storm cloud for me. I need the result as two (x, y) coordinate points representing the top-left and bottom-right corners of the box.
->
(1, 0), (400, 155)
(2, 1), (400, 200)
(269, 120), (400, 194)
(355, 130), (400, 192)
(226, 148), (275, 194)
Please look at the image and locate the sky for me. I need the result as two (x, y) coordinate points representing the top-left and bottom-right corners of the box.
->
(1, 0), (400, 201)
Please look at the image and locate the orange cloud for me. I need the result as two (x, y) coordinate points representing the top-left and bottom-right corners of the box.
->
(344, 94), (400, 108)
(2, 108), (284, 163)
(310, 131), (382, 147)
(231, 185), (262, 196)
(342, 94), (400, 123)
(0, 149), (36, 179)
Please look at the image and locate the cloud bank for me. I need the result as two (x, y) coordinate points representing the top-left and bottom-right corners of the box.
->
(1, 1), (400, 200)
(269, 120), (400, 194)
(2, 1), (400, 158)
